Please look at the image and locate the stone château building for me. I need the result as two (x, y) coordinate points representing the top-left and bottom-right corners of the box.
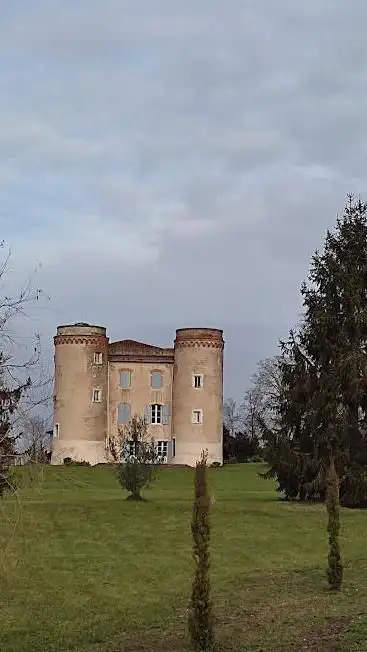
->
(51, 323), (224, 467)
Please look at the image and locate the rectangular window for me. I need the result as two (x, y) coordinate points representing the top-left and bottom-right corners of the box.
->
(118, 403), (131, 425)
(93, 352), (103, 365)
(151, 403), (162, 425)
(157, 440), (168, 462)
(193, 374), (203, 388)
(120, 370), (131, 388)
(192, 409), (203, 424)
(172, 437), (176, 457)
(125, 440), (136, 457)
(92, 388), (102, 402)
(151, 371), (163, 389)
(54, 423), (60, 438)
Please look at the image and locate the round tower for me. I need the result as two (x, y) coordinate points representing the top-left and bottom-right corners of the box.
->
(172, 328), (224, 467)
(51, 323), (109, 465)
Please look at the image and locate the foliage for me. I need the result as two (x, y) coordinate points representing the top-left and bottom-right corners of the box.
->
(0, 242), (50, 495)
(109, 414), (162, 500)
(260, 196), (367, 512)
(63, 458), (90, 466)
(241, 356), (282, 441)
(18, 414), (52, 464)
(0, 363), (31, 496)
(223, 424), (260, 463)
(224, 358), (281, 461)
(222, 398), (243, 436)
(188, 450), (214, 651)
(326, 455), (343, 590)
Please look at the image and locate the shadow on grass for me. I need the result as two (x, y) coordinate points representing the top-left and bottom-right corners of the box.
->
(126, 495), (148, 502)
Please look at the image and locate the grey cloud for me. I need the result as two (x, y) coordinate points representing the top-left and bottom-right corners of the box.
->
(1, 0), (367, 399)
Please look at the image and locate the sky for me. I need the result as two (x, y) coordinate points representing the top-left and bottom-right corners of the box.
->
(1, 0), (367, 401)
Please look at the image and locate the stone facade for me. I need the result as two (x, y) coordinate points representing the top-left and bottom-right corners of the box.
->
(51, 323), (224, 467)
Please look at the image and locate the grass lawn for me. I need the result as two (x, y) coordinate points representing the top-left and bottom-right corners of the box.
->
(0, 463), (366, 651)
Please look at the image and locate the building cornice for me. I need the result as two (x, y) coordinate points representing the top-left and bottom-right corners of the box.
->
(108, 354), (174, 364)
(174, 340), (224, 350)
(54, 335), (108, 346)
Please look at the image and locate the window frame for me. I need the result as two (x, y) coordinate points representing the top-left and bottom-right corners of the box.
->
(156, 440), (168, 462)
(125, 440), (137, 458)
(193, 374), (203, 389)
(192, 409), (203, 424)
(93, 352), (103, 365)
(54, 423), (60, 438)
(150, 370), (163, 389)
(92, 388), (102, 403)
(151, 403), (163, 425)
(119, 369), (132, 388)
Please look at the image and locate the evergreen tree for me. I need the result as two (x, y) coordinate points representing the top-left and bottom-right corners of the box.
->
(263, 196), (367, 497)
(261, 196), (367, 587)
(188, 450), (214, 651)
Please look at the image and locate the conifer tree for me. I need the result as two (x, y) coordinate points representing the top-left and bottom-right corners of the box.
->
(188, 450), (214, 651)
(261, 195), (367, 587)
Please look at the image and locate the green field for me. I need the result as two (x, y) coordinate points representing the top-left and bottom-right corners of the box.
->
(0, 463), (366, 651)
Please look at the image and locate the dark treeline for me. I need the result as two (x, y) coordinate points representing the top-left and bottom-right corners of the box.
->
(222, 424), (260, 463)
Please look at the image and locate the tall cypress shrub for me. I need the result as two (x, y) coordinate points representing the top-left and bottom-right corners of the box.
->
(326, 454), (343, 591)
(188, 450), (214, 651)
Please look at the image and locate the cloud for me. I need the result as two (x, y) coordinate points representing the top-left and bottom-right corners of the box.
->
(1, 0), (367, 398)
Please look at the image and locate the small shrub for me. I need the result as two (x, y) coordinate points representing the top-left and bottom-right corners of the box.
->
(210, 461), (221, 468)
(109, 415), (162, 500)
(63, 458), (90, 466)
(247, 455), (264, 463)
